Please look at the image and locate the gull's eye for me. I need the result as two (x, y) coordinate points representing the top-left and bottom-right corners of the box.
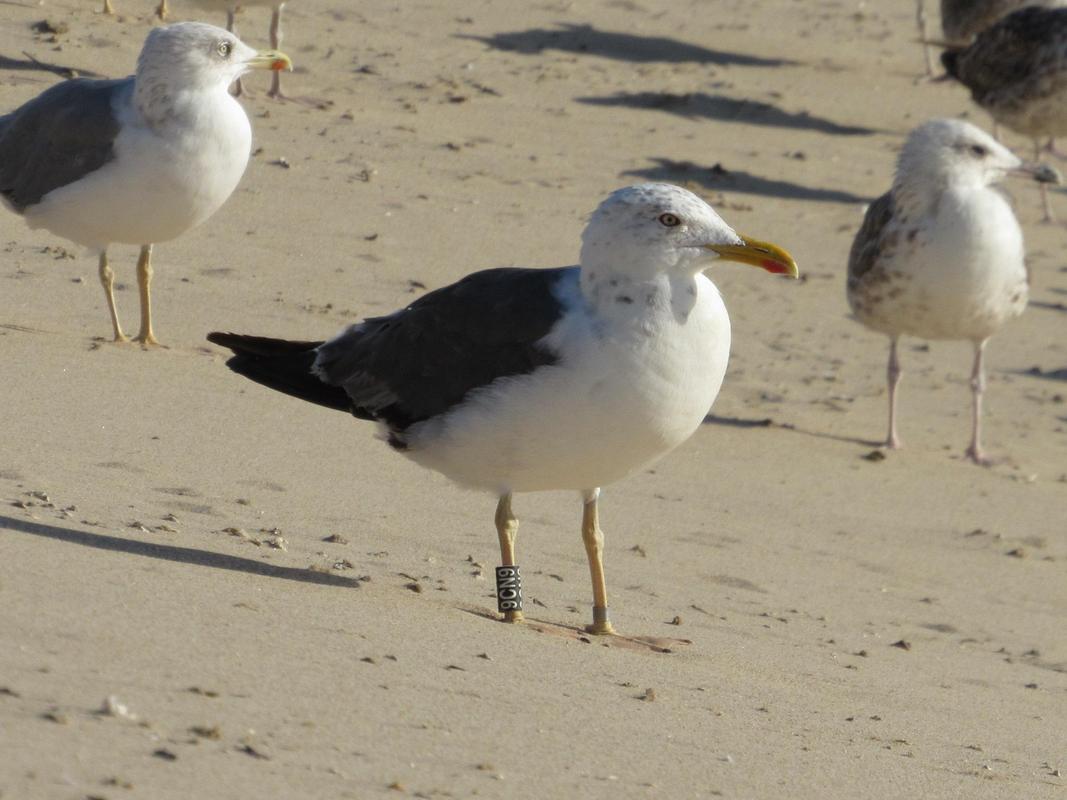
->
(658, 213), (681, 227)
(217, 40), (233, 58)
(969, 144), (989, 158)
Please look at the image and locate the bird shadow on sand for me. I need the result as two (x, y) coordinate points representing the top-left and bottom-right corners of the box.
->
(459, 23), (794, 67)
(0, 53), (105, 79)
(0, 514), (363, 588)
(624, 158), (871, 204)
(577, 92), (876, 136)
(1015, 366), (1067, 382)
(457, 606), (689, 654)
(1029, 300), (1067, 313)
(703, 414), (884, 447)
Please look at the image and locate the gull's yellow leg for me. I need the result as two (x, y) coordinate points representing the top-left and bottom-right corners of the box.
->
(581, 488), (615, 635)
(102, 0), (115, 14)
(134, 244), (160, 346)
(98, 251), (128, 343)
(267, 4), (285, 98)
(495, 493), (523, 623)
(155, 0), (168, 20)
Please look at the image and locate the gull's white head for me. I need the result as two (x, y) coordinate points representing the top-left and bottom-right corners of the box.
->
(136, 22), (292, 95)
(580, 183), (797, 280)
(896, 118), (1058, 191)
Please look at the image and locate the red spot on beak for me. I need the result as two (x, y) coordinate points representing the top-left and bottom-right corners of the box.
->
(271, 59), (286, 71)
(762, 260), (788, 274)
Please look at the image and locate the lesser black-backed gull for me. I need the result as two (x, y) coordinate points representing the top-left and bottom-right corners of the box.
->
(208, 183), (798, 635)
(0, 22), (291, 345)
(847, 119), (1055, 463)
(941, 5), (1067, 220)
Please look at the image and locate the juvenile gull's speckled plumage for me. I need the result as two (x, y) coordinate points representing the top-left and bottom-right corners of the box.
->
(917, 0), (1067, 76)
(942, 5), (1067, 218)
(847, 118), (1056, 463)
(208, 183), (799, 637)
(0, 22), (290, 344)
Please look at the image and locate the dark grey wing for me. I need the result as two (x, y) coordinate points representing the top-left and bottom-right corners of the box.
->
(942, 7), (1067, 99)
(0, 77), (130, 212)
(847, 191), (895, 292)
(314, 266), (573, 433)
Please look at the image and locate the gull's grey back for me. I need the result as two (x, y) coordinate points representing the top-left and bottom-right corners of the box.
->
(0, 77), (131, 212)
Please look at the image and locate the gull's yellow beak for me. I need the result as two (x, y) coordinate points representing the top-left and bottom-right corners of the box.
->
(246, 49), (293, 72)
(706, 235), (799, 278)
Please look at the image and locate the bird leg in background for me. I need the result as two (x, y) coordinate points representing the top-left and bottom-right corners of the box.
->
(965, 339), (989, 465)
(102, 0), (114, 14)
(581, 488), (616, 635)
(1035, 139), (1056, 222)
(886, 336), (903, 449)
(916, 0), (936, 77)
(267, 5), (285, 99)
(134, 244), (159, 346)
(227, 10), (248, 97)
(98, 251), (128, 343)
(494, 493), (523, 623)
(155, 0), (168, 20)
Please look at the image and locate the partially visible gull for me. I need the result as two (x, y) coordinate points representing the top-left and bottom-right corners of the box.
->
(917, 0), (1066, 76)
(941, 5), (1067, 219)
(184, 0), (293, 99)
(209, 183), (798, 636)
(0, 22), (291, 345)
(847, 119), (1056, 464)
(101, 0), (168, 20)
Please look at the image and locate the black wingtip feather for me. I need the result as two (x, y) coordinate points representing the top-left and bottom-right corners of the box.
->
(207, 331), (352, 413)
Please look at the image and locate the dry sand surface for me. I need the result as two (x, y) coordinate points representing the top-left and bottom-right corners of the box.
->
(1, 0), (1066, 797)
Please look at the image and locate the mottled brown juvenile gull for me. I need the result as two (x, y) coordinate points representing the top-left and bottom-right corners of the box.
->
(847, 119), (1056, 463)
(918, 0), (1066, 76)
(0, 22), (291, 345)
(209, 183), (798, 636)
(942, 5), (1067, 219)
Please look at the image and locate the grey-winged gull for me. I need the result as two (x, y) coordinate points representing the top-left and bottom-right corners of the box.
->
(184, 0), (294, 99)
(847, 119), (1056, 464)
(941, 5), (1067, 220)
(0, 22), (291, 345)
(208, 183), (798, 636)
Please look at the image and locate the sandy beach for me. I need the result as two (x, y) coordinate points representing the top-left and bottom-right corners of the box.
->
(1, 0), (1065, 797)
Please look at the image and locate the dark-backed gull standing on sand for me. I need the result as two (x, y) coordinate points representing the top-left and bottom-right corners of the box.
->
(847, 119), (1056, 464)
(941, 5), (1067, 220)
(0, 22), (291, 345)
(209, 183), (798, 636)
(185, 0), (294, 98)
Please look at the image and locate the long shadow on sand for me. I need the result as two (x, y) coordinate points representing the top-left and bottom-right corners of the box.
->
(460, 24), (793, 67)
(624, 158), (870, 204)
(703, 415), (884, 448)
(0, 53), (104, 79)
(0, 514), (362, 588)
(577, 92), (875, 136)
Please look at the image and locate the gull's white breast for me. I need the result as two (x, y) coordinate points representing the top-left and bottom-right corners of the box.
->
(26, 89), (252, 250)
(404, 273), (731, 494)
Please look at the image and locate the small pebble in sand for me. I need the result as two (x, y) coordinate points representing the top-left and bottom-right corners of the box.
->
(891, 640), (912, 651)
